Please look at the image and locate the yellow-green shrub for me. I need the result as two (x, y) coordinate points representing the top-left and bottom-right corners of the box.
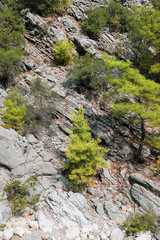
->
(63, 106), (108, 192)
(54, 38), (77, 65)
(4, 176), (40, 215)
(122, 212), (157, 235)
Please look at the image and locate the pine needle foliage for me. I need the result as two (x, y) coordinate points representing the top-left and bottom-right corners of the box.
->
(2, 100), (26, 133)
(1, 87), (26, 133)
(63, 106), (108, 191)
(67, 53), (108, 93)
(122, 212), (157, 235)
(16, 0), (71, 15)
(4, 176), (40, 215)
(103, 55), (160, 162)
(54, 38), (77, 66)
(0, 1), (25, 85)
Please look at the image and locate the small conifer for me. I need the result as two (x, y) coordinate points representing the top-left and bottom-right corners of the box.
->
(63, 106), (108, 191)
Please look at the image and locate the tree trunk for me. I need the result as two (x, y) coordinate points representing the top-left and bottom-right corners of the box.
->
(136, 118), (146, 163)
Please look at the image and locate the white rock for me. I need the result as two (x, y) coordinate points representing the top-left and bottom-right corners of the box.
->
(102, 222), (109, 231)
(110, 228), (125, 240)
(81, 233), (88, 240)
(89, 234), (95, 240)
(29, 220), (39, 229)
(14, 226), (24, 237)
(37, 211), (53, 233)
(3, 228), (14, 240)
(135, 232), (152, 240)
(66, 226), (80, 239)
(100, 231), (107, 240)
(81, 225), (93, 233)
(91, 223), (99, 232)
(0, 231), (3, 240)
(106, 231), (111, 237)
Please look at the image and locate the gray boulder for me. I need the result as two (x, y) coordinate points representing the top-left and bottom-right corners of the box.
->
(74, 35), (98, 55)
(62, 17), (77, 33)
(96, 203), (105, 216)
(129, 173), (160, 215)
(48, 27), (66, 43)
(0, 201), (12, 226)
(110, 228), (125, 240)
(135, 232), (152, 240)
(104, 201), (120, 220)
(21, 9), (45, 27)
(0, 127), (25, 171)
(3, 228), (14, 240)
(130, 184), (160, 214)
(129, 173), (160, 197)
(100, 168), (117, 185)
(46, 189), (94, 228)
(0, 126), (57, 177)
(0, 231), (3, 240)
(36, 211), (54, 233)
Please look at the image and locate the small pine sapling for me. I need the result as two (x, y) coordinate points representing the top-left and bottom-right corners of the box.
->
(63, 106), (108, 191)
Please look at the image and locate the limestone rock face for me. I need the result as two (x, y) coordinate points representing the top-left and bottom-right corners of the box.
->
(129, 173), (160, 196)
(110, 228), (125, 240)
(46, 189), (95, 229)
(0, 127), (57, 177)
(129, 173), (160, 215)
(74, 35), (98, 55)
(0, 201), (12, 226)
(119, 0), (152, 8)
(0, 127), (26, 171)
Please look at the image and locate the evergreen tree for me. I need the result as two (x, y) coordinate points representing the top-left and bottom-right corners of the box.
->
(127, 4), (160, 82)
(0, 1), (25, 85)
(1, 87), (26, 133)
(103, 55), (160, 163)
(67, 53), (108, 93)
(2, 99), (26, 133)
(16, 0), (71, 15)
(54, 38), (77, 66)
(63, 106), (108, 191)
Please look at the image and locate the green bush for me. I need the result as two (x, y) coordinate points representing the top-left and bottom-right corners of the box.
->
(67, 53), (108, 93)
(106, 0), (130, 32)
(126, 5), (160, 83)
(63, 106), (108, 192)
(4, 176), (40, 215)
(15, 0), (71, 16)
(1, 87), (26, 133)
(81, 1), (130, 39)
(54, 38), (77, 65)
(0, 1), (25, 86)
(122, 212), (157, 235)
(24, 78), (60, 133)
(82, 7), (108, 39)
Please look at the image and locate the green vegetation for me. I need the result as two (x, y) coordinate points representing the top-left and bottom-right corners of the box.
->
(1, 87), (26, 133)
(54, 38), (77, 65)
(6, 0), (71, 16)
(4, 176), (40, 215)
(0, 1), (25, 86)
(103, 55), (160, 162)
(82, 1), (160, 83)
(122, 212), (157, 235)
(126, 4), (160, 82)
(63, 106), (108, 192)
(82, 1), (130, 39)
(82, 7), (108, 39)
(157, 158), (160, 171)
(151, 0), (160, 10)
(24, 78), (60, 133)
(67, 53), (108, 92)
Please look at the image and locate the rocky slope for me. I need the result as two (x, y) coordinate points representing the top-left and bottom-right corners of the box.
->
(0, 0), (160, 240)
